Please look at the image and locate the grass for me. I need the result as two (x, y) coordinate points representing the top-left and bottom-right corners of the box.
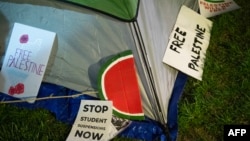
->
(177, 0), (250, 140)
(0, 0), (249, 141)
(0, 104), (70, 141)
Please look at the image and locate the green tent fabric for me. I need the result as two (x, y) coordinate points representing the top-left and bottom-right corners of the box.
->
(65, 0), (139, 21)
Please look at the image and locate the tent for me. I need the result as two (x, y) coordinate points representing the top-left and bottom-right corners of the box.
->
(0, 0), (199, 140)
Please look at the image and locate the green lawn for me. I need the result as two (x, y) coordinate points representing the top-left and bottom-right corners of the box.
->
(178, 0), (250, 140)
(0, 0), (249, 141)
(0, 104), (70, 141)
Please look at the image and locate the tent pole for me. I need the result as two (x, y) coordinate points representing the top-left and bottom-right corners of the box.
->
(130, 21), (167, 125)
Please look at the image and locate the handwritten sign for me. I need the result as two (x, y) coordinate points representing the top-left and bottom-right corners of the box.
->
(163, 5), (212, 80)
(0, 23), (55, 103)
(199, 0), (240, 18)
(66, 100), (113, 141)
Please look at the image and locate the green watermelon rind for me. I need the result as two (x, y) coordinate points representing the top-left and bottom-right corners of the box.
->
(97, 50), (144, 120)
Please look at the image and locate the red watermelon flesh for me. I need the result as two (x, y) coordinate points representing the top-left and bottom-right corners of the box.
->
(98, 50), (144, 120)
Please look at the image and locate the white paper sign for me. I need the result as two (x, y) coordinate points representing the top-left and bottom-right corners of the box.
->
(199, 0), (240, 18)
(0, 23), (55, 103)
(67, 100), (113, 141)
(163, 5), (213, 80)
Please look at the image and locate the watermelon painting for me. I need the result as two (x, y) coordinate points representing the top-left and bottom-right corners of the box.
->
(98, 50), (144, 120)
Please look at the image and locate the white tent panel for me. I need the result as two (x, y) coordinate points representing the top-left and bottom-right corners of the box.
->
(136, 0), (199, 123)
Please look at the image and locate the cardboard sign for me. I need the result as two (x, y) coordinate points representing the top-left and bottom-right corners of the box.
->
(98, 50), (144, 120)
(163, 6), (212, 80)
(0, 23), (55, 103)
(67, 100), (113, 141)
(199, 0), (240, 18)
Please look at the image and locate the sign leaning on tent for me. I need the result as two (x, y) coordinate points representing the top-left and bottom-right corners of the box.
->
(199, 0), (240, 18)
(67, 100), (113, 141)
(0, 23), (55, 103)
(163, 5), (213, 81)
(97, 50), (144, 120)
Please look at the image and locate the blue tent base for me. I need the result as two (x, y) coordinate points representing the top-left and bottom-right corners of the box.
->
(118, 118), (167, 141)
(167, 72), (188, 141)
(0, 72), (188, 141)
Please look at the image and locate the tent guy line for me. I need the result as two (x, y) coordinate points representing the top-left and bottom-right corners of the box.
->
(0, 91), (98, 104)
